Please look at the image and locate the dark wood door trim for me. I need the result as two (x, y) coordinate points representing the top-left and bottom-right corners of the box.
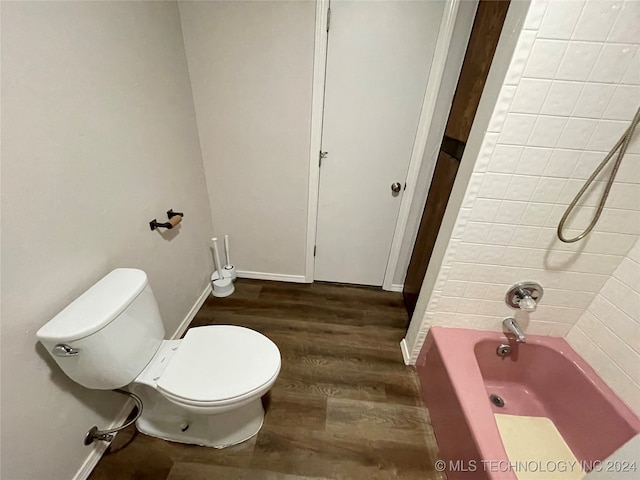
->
(402, 0), (510, 316)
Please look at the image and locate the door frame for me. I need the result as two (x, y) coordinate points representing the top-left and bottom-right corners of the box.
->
(402, 0), (531, 363)
(304, 0), (462, 286)
(304, 0), (330, 283)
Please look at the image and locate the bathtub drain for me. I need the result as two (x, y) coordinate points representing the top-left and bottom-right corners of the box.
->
(489, 394), (505, 408)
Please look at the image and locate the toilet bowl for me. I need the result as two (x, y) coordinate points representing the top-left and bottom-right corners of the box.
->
(131, 325), (280, 447)
(36, 268), (281, 448)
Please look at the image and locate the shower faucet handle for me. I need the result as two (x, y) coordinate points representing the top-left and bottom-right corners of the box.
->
(505, 282), (543, 312)
(517, 292), (537, 312)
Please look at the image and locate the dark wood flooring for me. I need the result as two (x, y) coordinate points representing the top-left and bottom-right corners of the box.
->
(89, 279), (443, 480)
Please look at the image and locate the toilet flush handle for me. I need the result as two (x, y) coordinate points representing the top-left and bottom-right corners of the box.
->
(53, 343), (80, 357)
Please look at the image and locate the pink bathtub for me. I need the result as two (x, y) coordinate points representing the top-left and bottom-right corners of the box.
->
(417, 327), (640, 480)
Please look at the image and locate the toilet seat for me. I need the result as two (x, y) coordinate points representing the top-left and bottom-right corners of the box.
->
(155, 325), (281, 407)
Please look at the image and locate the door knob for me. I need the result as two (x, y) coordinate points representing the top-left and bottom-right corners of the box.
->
(391, 182), (402, 193)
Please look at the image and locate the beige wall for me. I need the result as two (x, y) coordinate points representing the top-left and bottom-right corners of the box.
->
(1, 2), (213, 478)
(179, 1), (315, 279)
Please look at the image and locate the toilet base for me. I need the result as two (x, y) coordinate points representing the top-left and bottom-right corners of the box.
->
(131, 384), (265, 448)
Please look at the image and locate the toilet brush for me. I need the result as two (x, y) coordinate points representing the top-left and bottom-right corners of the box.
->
(211, 237), (234, 297)
(223, 234), (237, 281)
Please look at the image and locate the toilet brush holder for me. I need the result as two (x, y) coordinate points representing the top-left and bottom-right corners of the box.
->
(210, 236), (234, 297)
(211, 270), (233, 282)
(223, 265), (237, 281)
(211, 275), (234, 298)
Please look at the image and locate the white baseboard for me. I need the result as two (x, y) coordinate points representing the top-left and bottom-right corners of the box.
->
(385, 283), (404, 293)
(171, 283), (212, 340)
(73, 282), (212, 480)
(236, 270), (306, 283)
(73, 399), (135, 480)
(400, 338), (411, 366)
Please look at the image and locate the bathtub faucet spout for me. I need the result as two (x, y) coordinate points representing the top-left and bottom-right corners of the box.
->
(503, 317), (526, 343)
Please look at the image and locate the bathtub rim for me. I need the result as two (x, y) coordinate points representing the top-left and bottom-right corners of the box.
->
(420, 326), (640, 478)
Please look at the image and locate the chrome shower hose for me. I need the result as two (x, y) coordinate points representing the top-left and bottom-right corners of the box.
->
(557, 106), (640, 243)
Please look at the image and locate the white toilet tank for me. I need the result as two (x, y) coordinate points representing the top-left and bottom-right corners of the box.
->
(37, 268), (165, 390)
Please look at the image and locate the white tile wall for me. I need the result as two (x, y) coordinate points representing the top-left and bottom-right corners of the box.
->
(414, 0), (640, 364)
(567, 239), (640, 416)
(572, 0), (623, 42)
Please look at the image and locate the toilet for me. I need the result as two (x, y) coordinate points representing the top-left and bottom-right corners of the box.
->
(36, 268), (281, 448)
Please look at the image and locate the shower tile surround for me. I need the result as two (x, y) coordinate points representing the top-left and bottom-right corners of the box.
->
(567, 239), (640, 414)
(411, 0), (640, 412)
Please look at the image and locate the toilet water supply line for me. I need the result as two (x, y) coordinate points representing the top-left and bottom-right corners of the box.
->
(84, 389), (143, 445)
(557, 106), (640, 243)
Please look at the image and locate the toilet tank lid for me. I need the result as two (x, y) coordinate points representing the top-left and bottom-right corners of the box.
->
(37, 268), (148, 343)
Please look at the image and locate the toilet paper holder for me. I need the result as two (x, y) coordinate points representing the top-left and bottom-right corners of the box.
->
(150, 209), (184, 231)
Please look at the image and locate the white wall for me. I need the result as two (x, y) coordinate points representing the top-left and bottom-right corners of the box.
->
(1, 2), (213, 478)
(406, 0), (640, 361)
(179, 1), (315, 280)
(567, 238), (640, 416)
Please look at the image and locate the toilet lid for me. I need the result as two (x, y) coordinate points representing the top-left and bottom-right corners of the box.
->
(156, 325), (280, 404)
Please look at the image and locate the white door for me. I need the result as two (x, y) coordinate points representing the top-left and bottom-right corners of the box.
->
(314, 0), (444, 286)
